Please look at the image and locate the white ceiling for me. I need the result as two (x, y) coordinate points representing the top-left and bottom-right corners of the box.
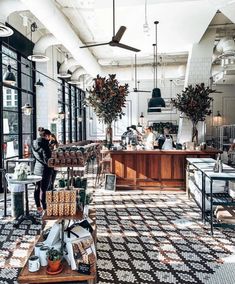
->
(56, 0), (235, 66)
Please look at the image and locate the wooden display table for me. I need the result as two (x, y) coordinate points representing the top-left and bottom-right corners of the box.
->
(18, 209), (97, 284)
(110, 149), (220, 190)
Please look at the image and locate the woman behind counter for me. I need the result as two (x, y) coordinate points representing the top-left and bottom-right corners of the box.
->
(157, 126), (175, 150)
(144, 126), (156, 150)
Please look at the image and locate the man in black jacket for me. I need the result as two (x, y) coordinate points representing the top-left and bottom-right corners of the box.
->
(32, 128), (52, 212)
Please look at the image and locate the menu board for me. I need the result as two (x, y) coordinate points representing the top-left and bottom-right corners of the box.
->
(105, 174), (116, 191)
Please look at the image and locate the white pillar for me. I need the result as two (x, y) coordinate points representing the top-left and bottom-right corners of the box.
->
(177, 29), (216, 144)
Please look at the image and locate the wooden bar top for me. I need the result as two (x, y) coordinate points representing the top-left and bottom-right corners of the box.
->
(109, 149), (220, 155)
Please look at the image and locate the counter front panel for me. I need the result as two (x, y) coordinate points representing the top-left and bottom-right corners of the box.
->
(110, 150), (219, 190)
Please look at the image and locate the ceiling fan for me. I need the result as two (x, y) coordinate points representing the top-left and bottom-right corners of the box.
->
(133, 54), (150, 93)
(80, 0), (140, 52)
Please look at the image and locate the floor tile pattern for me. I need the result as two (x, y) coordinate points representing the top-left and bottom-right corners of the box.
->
(94, 190), (235, 284)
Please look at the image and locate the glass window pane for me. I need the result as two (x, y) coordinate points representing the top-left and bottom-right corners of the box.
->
(22, 73), (33, 91)
(58, 87), (63, 101)
(22, 92), (33, 107)
(66, 132), (70, 144)
(22, 114), (33, 133)
(3, 111), (18, 134)
(3, 87), (18, 111)
(21, 57), (32, 76)
(22, 134), (33, 158)
(3, 134), (19, 159)
(57, 132), (64, 144)
(2, 64), (18, 87)
(2, 45), (17, 60)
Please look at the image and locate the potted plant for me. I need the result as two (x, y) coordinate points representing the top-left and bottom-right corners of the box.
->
(47, 247), (62, 272)
(171, 83), (216, 144)
(86, 74), (129, 148)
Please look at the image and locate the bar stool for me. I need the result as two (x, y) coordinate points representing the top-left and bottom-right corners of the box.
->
(95, 150), (111, 187)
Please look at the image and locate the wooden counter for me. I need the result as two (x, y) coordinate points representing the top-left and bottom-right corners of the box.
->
(110, 149), (220, 190)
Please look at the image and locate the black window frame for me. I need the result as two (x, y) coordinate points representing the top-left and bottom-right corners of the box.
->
(0, 32), (36, 189)
(57, 79), (86, 144)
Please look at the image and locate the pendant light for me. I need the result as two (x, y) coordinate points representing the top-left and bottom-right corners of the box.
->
(148, 21), (165, 113)
(3, 64), (16, 85)
(143, 0), (150, 36)
(3, 36), (16, 85)
(139, 112), (145, 126)
(213, 111), (222, 127)
(22, 23), (35, 116)
(0, 22), (14, 37)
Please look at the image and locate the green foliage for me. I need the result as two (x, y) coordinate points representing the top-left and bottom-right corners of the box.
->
(47, 248), (62, 261)
(171, 83), (215, 125)
(86, 74), (129, 125)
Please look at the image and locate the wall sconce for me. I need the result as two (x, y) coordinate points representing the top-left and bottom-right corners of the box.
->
(77, 116), (83, 122)
(52, 117), (58, 122)
(213, 110), (223, 127)
(22, 103), (33, 116)
(58, 110), (65, 120)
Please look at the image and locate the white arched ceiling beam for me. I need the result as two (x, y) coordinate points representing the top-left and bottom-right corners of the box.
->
(20, 0), (102, 77)
(29, 34), (61, 62)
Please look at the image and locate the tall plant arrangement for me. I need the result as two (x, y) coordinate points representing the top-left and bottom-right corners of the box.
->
(171, 83), (215, 144)
(87, 74), (129, 146)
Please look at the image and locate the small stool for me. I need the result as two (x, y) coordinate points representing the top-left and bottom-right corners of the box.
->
(96, 158), (111, 187)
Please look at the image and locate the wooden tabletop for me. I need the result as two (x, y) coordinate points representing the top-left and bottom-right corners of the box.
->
(18, 209), (97, 284)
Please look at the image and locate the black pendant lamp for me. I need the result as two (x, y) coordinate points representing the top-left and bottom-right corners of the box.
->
(3, 64), (16, 85)
(35, 78), (44, 87)
(148, 21), (165, 113)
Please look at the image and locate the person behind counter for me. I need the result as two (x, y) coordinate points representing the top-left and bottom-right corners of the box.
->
(144, 126), (156, 150)
(157, 126), (175, 150)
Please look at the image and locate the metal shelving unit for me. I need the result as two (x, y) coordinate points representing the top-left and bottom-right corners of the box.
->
(186, 158), (235, 235)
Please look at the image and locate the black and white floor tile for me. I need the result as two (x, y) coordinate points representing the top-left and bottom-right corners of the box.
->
(0, 172), (235, 283)
(94, 190), (235, 284)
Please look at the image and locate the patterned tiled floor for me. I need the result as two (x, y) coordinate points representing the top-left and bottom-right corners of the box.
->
(0, 185), (235, 283)
(94, 190), (235, 284)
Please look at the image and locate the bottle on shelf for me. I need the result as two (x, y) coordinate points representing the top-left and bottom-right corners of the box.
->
(213, 153), (223, 173)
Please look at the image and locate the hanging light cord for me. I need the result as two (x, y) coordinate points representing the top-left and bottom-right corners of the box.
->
(154, 21), (159, 89)
(153, 44), (156, 89)
(145, 0), (148, 24)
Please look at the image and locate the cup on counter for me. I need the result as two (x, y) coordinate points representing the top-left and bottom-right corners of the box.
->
(34, 242), (44, 257)
(39, 245), (49, 266)
(28, 255), (40, 272)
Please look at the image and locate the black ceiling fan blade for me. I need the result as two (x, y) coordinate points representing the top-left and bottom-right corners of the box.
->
(80, 42), (109, 48)
(112, 42), (140, 52)
(113, 26), (126, 42)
